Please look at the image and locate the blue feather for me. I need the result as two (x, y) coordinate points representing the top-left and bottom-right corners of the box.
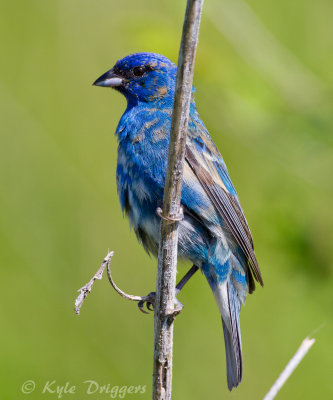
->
(94, 52), (263, 390)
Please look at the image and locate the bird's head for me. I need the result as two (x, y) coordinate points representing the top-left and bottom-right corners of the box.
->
(93, 52), (177, 103)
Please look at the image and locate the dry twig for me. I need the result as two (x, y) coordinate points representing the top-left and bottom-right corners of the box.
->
(263, 336), (315, 400)
(75, 251), (157, 314)
(74, 251), (114, 315)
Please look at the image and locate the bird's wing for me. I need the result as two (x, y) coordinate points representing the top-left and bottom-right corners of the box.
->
(185, 123), (263, 287)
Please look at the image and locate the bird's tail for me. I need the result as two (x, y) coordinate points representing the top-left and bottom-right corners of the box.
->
(202, 257), (244, 391)
(221, 282), (242, 390)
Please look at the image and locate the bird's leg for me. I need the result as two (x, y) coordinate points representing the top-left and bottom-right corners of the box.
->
(138, 264), (199, 314)
(175, 264), (199, 294)
(172, 264), (200, 314)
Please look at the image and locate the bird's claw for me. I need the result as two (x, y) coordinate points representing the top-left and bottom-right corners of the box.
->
(137, 292), (184, 316)
(138, 292), (156, 314)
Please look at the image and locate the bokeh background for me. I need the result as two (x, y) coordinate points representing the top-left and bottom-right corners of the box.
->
(1, 0), (333, 398)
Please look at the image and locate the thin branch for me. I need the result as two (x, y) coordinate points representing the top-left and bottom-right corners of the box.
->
(263, 336), (315, 400)
(74, 251), (114, 315)
(75, 250), (157, 314)
(75, 251), (199, 316)
(105, 256), (156, 314)
(105, 257), (145, 302)
(153, 1), (204, 399)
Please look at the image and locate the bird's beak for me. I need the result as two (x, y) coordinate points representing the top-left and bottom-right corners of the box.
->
(93, 69), (123, 87)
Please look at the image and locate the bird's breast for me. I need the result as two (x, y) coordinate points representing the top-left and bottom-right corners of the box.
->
(116, 140), (165, 254)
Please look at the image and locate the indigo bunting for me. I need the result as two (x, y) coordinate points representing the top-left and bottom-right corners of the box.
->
(93, 52), (263, 390)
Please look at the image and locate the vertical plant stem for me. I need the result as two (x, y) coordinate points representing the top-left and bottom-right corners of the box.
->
(152, 1), (204, 399)
(263, 337), (315, 400)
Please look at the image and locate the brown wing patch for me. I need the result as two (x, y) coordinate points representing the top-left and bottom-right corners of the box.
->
(186, 146), (263, 287)
(227, 193), (254, 249)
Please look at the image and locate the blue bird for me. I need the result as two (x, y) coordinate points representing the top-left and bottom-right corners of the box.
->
(93, 52), (263, 391)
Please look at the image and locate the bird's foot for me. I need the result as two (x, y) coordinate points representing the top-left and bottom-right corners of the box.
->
(156, 207), (184, 222)
(138, 292), (184, 315)
(138, 292), (156, 314)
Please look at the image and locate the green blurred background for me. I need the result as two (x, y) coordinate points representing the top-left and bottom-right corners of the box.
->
(1, 0), (332, 398)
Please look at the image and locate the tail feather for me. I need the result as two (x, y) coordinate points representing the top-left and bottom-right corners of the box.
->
(223, 282), (242, 391)
(202, 254), (245, 390)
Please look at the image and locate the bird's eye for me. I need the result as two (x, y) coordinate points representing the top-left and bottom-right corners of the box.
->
(133, 66), (146, 77)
